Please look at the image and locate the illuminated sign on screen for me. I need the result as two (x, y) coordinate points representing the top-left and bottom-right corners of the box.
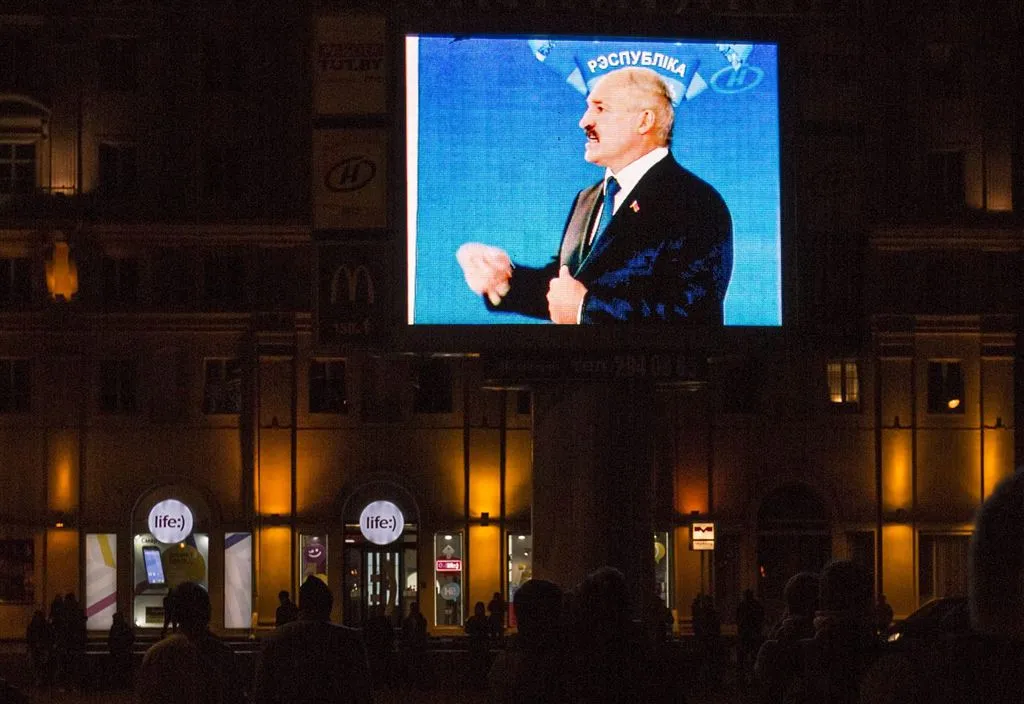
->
(148, 499), (194, 545)
(359, 500), (405, 545)
(405, 35), (781, 328)
(436, 559), (462, 572)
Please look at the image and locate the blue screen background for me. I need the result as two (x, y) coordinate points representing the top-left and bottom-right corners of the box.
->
(410, 36), (781, 326)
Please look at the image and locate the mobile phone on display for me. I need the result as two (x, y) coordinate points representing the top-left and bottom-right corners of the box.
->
(142, 546), (166, 586)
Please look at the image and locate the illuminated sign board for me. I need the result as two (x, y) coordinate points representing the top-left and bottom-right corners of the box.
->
(405, 35), (781, 332)
(691, 522), (716, 551)
(148, 499), (194, 545)
(359, 500), (405, 545)
(436, 559), (463, 572)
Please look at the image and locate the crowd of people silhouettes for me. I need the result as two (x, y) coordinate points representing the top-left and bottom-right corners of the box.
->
(6, 469), (1024, 703)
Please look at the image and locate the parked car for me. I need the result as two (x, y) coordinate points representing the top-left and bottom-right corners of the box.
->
(885, 596), (970, 648)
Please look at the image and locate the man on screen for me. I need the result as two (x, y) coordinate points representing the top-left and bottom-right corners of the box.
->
(456, 66), (733, 324)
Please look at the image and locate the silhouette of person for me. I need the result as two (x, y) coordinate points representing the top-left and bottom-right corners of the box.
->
(253, 575), (371, 704)
(488, 591), (507, 640)
(62, 593), (87, 692)
(159, 590), (177, 640)
(26, 609), (54, 687)
(736, 588), (766, 685)
(874, 593), (894, 636)
(788, 560), (880, 704)
(465, 601), (491, 689)
(134, 582), (244, 704)
(488, 578), (568, 704)
(363, 603), (395, 689)
(863, 471), (1024, 704)
(48, 595), (67, 689)
(564, 566), (676, 703)
(107, 611), (135, 690)
(400, 600), (430, 689)
(274, 590), (298, 627)
(755, 571), (820, 704)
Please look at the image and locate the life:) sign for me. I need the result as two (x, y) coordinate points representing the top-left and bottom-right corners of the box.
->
(148, 499), (194, 544)
(359, 500), (404, 545)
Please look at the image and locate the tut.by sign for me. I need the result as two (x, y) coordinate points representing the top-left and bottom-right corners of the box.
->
(314, 14), (386, 116)
(313, 128), (387, 230)
(148, 499), (194, 544)
(690, 522), (715, 551)
(359, 500), (405, 545)
(316, 244), (389, 346)
(436, 559), (462, 572)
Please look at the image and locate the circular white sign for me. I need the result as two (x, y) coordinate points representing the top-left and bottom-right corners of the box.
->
(148, 499), (194, 544)
(440, 582), (461, 601)
(359, 500), (404, 545)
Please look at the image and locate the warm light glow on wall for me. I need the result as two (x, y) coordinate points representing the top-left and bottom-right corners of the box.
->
(256, 526), (292, 623)
(503, 432), (532, 516)
(983, 427), (1013, 499)
(45, 242), (78, 301)
(468, 525), (500, 608)
(46, 529), (80, 602)
(882, 431), (912, 512)
(882, 524), (914, 618)
(676, 479), (707, 515)
(469, 468), (500, 519)
(258, 438), (292, 516)
(48, 434), (77, 512)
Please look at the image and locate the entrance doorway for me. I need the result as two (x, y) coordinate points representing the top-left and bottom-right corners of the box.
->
(342, 530), (418, 628)
(757, 483), (831, 624)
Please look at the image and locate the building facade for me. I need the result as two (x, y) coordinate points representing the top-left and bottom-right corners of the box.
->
(0, 0), (1020, 639)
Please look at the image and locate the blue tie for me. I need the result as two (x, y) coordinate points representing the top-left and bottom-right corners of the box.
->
(586, 176), (619, 256)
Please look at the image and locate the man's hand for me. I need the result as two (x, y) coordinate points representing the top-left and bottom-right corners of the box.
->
(547, 266), (587, 324)
(456, 243), (513, 304)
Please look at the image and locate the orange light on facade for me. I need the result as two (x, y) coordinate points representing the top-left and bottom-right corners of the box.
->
(947, 398), (960, 410)
(45, 241), (79, 301)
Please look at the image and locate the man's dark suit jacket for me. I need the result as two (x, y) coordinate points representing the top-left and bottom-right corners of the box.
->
(490, 154), (733, 324)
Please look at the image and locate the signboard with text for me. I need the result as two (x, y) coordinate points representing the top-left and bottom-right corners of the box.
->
(436, 559), (463, 572)
(691, 522), (716, 551)
(314, 14), (387, 116)
(313, 129), (388, 231)
(316, 243), (390, 347)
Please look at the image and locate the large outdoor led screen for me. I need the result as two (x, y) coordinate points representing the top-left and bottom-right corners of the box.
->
(406, 35), (780, 327)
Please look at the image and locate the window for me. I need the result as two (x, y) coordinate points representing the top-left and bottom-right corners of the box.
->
(413, 357), (453, 414)
(203, 253), (246, 308)
(434, 532), (463, 626)
(508, 533), (533, 625)
(99, 359), (135, 414)
(0, 539), (34, 603)
(98, 143), (138, 199)
(827, 359), (859, 409)
(0, 143), (35, 195)
(203, 358), (242, 414)
(0, 258), (31, 305)
(928, 361), (964, 414)
(202, 36), (245, 92)
(152, 248), (189, 306)
(309, 360), (347, 414)
(0, 359), (30, 413)
(923, 42), (961, 99)
(924, 151), (965, 215)
(201, 144), (243, 203)
(101, 257), (139, 305)
(919, 534), (970, 603)
(99, 37), (138, 92)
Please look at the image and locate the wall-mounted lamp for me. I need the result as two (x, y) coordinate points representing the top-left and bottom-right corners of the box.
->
(480, 512), (490, 526)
